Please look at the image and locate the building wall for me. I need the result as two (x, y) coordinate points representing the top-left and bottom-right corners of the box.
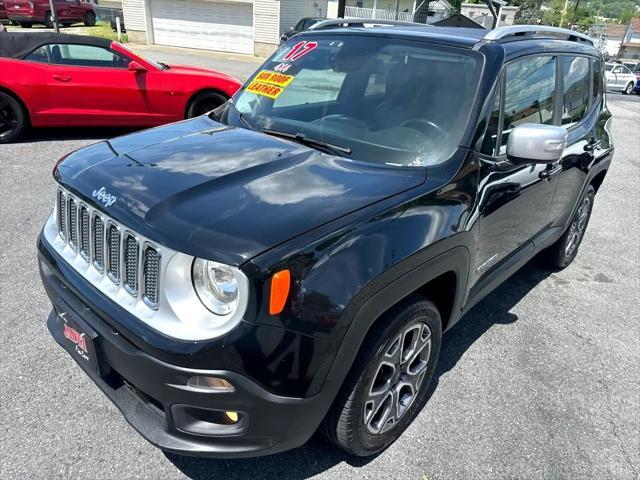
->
(122, 0), (148, 43)
(460, 3), (518, 28)
(279, 0), (328, 33)
(604, 36), (623, 57)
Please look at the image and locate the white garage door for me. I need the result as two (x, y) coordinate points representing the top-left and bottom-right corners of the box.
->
(151, 0), (254, 55)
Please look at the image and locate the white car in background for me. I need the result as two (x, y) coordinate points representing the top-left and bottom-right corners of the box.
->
(605, 63), (636, 94)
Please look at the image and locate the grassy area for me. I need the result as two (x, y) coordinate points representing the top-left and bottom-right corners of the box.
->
(6, 21), (128, 43)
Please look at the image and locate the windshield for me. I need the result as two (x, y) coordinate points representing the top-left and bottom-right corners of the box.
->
(226, 35), (483, 167)
(116, 43), (164, 70)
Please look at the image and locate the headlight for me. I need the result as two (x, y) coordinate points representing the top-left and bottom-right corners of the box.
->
(192, 259), (242, 316)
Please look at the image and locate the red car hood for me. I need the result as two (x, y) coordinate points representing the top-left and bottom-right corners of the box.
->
(168, 64), (241, 81)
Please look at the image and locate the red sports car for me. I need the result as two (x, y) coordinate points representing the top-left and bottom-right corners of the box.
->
(0, 32), (242, 143)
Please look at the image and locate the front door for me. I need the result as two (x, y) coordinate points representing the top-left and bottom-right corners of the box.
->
(473, 55), (560, 286)
(43, 43), (162, 126)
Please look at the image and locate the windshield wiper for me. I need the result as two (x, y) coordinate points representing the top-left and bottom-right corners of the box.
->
(262, 129), (352, 157)
(157, 61), (170, 71)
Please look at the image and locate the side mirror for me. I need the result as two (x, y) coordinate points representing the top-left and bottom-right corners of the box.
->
(128, 61), (147, 73)
(506, 124), (567, 164)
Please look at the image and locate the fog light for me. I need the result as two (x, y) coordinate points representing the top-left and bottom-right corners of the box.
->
(187, 376), (234, 392)
(225, 411), (239, 423)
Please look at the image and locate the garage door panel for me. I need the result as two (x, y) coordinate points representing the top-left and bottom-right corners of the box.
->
(151, 0), (254, 55)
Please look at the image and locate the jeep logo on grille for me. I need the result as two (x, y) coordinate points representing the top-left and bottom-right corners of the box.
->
(92, 187), (117, 208)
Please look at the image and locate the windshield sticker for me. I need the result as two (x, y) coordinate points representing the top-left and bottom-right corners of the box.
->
(274, 63), (293, 73)
(254, 70), (295, 88)
(246, 81), (284, 99)
(283, 41), (318, 62)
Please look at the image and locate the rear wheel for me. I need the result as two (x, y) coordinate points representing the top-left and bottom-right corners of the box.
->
(623, 82), (634, 95)
(44, 11), (53, 28)
(84, 11), (96, 27)
(19, 22), (33, 28)
(321, 296), (442, 456)
(542, 185), (595, 269)
(186, 91), (228, 118)
(0, 92), (27, 144)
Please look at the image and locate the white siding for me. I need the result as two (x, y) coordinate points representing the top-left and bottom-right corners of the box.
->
(254, 0), (280, 44)
(279, 0), (328, 34)
(123, 0), (148, 31)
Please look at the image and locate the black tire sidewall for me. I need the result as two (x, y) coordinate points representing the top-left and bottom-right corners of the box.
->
(347, 300), (442, 456)
(624, 82), (634, 95)
(555, 185), (596, 268)
(85, 12), (95, 26)
(186, 91), (228, 118)
(44, 11), (53, 28)
(0, 92), (26, 143)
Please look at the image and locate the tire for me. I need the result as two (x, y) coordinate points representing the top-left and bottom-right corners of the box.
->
(542, 185), (596, 269)
(186, 90), (228, 118)
(623, 82), (634, 95)
(321, 295), (442, 457)
(0, 91), (28, 144)
(19, 22), (33, 28)
(84, 11), (96, 27)
(44, 11), (53, 29)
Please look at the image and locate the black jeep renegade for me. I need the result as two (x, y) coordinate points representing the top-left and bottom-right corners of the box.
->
(38, 22), (613, 458)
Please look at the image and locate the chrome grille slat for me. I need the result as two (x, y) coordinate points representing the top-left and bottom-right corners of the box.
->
(143, 246), (160, 308)
(53, 187), (160, 310)
(124, 234), (139, 295)
(68, 197), (77, 249)
(79, 206), (90, 259)
(107, 224), (121, 283)
(93, 215), (105, 273)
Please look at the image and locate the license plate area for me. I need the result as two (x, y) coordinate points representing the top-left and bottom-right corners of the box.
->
(54, 306), (104, 377)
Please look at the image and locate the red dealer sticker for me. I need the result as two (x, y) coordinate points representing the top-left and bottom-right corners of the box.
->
(283, 41), (318, 62)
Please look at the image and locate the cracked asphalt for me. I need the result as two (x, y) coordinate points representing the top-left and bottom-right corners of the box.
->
(0, 46), (638, 479)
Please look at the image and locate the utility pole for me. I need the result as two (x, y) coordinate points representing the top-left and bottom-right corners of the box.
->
(48, 0), (59, 33)
(559, 0), (570, 27)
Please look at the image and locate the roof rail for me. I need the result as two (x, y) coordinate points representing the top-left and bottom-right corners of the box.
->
(308, 18), (430, 31)
(484, 25), (594, 46)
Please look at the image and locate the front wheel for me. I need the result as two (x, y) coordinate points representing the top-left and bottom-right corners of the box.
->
(321, 296), (442, 456)
(186, 91), (228, 118)
(84, 11), (96, 27)
(542, 185), (595, 269)
(0, 92), (28, 144)
(623, 82), (634, 95)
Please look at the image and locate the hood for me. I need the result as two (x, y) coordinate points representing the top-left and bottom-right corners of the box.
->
(167, 64), (242, 81)
(55, 116), (425, 265)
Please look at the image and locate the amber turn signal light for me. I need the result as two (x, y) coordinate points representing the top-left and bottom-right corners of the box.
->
(269, 270), (291, 315)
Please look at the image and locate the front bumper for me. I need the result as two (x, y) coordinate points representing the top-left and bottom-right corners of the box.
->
(38, 238), (332, 458)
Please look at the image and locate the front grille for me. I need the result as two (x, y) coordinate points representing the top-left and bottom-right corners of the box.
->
(68, 198), (77, 249)
(124, 234), (139, 294)
(93, 215), (104, 272)
(79, 206), (90, 259)
(143, 247), (159, 307)
(54, 187), (161, 310)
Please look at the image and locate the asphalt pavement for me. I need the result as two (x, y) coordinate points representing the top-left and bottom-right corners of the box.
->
(0, 68), (638, 479)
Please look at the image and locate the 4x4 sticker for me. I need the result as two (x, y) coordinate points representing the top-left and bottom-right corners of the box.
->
(246, 70), (295, 99)
(283, 41), (318, 62)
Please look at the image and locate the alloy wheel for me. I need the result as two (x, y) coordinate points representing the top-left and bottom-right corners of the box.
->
(0, 96), (19, 140)
(364, 322), (431, 435)
(565, 196), (591, 257)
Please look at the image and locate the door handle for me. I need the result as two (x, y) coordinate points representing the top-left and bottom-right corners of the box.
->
(539, 164), (562, 180)
(53, 74), (72, 82)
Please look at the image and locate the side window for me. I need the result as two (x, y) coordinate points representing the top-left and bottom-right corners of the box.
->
(25, 46), (50, 63)
(501, 56), (556, 154)
(48, 44), (129, 68)
(612, 66), (623, 74)
(272, 69), (346, 108)
(592, 58), (603, 102)
(561, 56), (590, 126)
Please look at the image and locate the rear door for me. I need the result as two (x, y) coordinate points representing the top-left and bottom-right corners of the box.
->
(44, 43), (164, 126)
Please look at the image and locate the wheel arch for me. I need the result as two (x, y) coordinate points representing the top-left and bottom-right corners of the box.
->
(321, 246), (469, 395)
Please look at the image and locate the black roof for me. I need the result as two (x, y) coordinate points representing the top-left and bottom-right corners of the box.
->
(0, 32), (112, 59)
